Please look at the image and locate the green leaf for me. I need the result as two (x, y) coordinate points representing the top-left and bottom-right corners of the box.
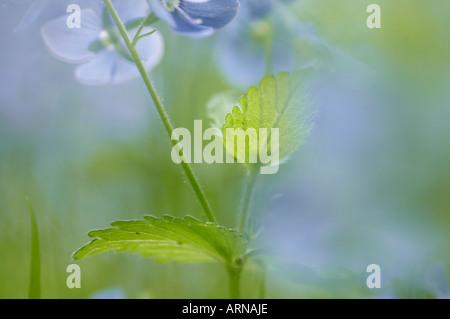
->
(73, 215), (249, 266)
(207, 90), (242, 130)
(222, 71), (313, 166)
(27, 201), (41, 299)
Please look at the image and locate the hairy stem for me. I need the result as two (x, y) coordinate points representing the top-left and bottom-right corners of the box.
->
(227, 266), (241, 299)
(238, 167), (258, 233)
(132, 13), (158, 45)
(103, 0), (216, 223)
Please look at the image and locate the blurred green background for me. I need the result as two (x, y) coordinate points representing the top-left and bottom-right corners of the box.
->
(0, 0), (449, 298)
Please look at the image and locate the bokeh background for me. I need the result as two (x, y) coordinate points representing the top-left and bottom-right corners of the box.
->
(0, 0), (449, 298)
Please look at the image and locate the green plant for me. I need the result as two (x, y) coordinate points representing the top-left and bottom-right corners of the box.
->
(73, 0), (312, 298)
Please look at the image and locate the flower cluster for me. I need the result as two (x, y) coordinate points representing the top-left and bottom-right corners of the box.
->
(214, 0), (321, 88)
(14, 0), (323, 88)
(36, 0), (241, 84)
(42, 0), (164, 84)
(15, 0), (324, 87)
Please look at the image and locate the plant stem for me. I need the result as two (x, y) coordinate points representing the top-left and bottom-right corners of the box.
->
(238, 167), (258, 233)
(103, 0), (216, 223)
(264, 40), (273, 75)
(264, 21), (273, 74)
(226, 266), (241, 299)
(132, 13), (158, 46)
(258, 265), (266, 299)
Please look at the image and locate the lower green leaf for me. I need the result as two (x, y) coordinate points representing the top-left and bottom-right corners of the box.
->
(73, 215), (249, 266)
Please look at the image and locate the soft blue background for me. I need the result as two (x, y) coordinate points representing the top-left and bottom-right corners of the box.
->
(0, 0), (448, 298)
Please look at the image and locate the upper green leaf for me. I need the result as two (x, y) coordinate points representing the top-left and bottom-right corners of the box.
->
(222, 71), (313, 166)
(73, 215), (249, 266)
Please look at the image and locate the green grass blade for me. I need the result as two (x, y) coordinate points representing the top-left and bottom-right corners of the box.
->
(27, 201), (41, 299)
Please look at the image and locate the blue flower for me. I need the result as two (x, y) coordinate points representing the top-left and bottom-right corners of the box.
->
(425, 263), (450, 299)
(214, 0), (319, 88)
(41, 0), (164, 85)
(242, 0), (294, 20)
(147, 0), (240, 38)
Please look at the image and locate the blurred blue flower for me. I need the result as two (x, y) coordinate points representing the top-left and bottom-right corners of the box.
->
(214, 0), (319, 88)
(41, 0), (164, 85)
(147, 0), (240, 38)
(425, 263), (450, 299)
(242, 0), (294, 20)
(90, 287), (126, 299)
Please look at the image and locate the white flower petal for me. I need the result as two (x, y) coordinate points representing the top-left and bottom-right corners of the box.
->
(135, 29), (164, 69)
(41, 9), (102, 63)
(111, 29), (164, 84)
(112, 0), (150, 23)
(75, 50), (117, 85)
(75, 30), (163, 85)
